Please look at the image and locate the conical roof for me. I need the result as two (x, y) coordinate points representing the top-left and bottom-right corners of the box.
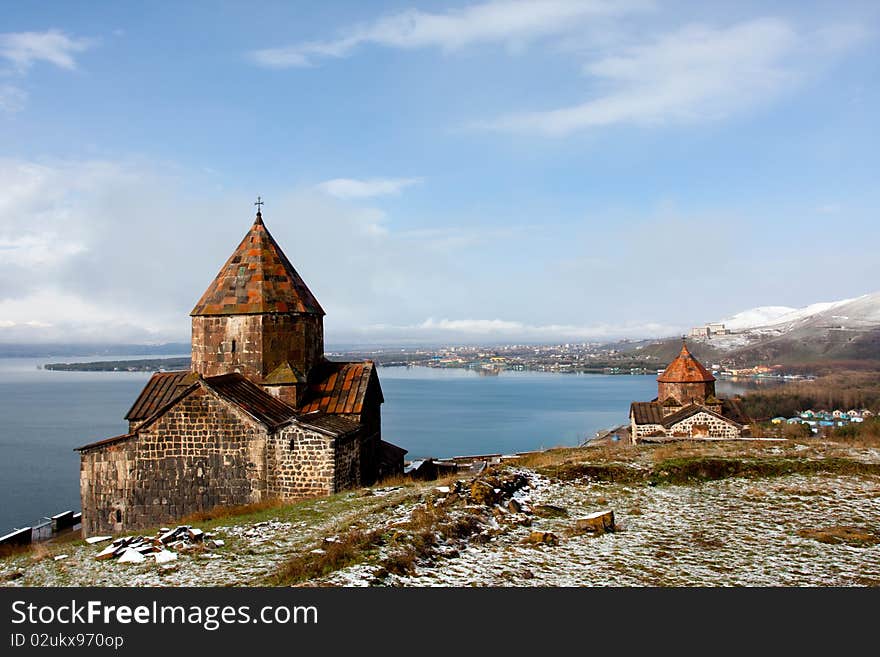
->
(191, 212), (324, 316)
(657, 340), (715, 383)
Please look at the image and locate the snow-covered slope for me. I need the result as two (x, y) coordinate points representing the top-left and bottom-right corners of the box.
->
(696, 291), (880, 361)
(718, 297), (863, 331)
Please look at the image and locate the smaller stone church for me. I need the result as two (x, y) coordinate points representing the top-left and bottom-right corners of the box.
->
(630, 340), (750, 443)
(77, 207), (406, 536)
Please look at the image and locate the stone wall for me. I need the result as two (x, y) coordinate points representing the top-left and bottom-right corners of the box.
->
(191, 314), (263, 380)
(267, 425), (337, 499)
(333, 433), (361, 492)
(657, 380), (715, 406)
(261, 314), (324, 380)
(346, 378), (381, 485)
(80, 380), (373, 534)
(631, 411), (742, 443)
(630, 419), (665, 443)
(79, 438), (136, 537)
(80, 387), (271, 534)
(668, 411), (741, 439)
(191, 313), (324, 383)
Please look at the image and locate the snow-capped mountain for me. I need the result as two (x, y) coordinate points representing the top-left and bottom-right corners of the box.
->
(693, 291), (880, 362)
(718, 297), (863, 332)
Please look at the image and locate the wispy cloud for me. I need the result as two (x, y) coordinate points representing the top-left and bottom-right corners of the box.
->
(0, 29), (93, 72)
(478, 19), (871, 136)
(0, 30), (94, 113)
(316, 177), (422, 199)
(250, 0), (651, 67)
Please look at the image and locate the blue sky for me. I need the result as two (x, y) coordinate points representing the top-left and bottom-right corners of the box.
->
(1, 1), (878, 345)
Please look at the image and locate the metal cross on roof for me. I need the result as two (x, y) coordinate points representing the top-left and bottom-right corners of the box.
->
(254, 196), (264, 212)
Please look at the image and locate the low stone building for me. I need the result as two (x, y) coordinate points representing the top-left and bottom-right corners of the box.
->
(630, 340), (750, 443)
(77, 208), (405, 536)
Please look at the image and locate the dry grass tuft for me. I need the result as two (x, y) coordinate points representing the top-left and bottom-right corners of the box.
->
(181, 499), (284, 524)
(798, 526), (880, 547)
(272, 527), (386, 585)
(0, 543), (35, 560)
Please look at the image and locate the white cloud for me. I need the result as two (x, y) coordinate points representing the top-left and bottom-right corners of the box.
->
(0, 233), (86, 267)
(0, 289), (171, 342)
(346, 317), (680, 343)
(478, 19), (869, 136)
(250, 0), (652, 67)
(0, 30), (93, 112)
(0, 29), (92, 72)
(316, 177), (422, 199)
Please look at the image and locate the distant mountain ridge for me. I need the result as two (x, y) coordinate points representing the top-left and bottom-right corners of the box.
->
(717, 297), (862, 331)
(693, 291), (880, 365)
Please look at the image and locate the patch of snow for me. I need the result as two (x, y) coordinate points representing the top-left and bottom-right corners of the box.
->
(154, 550), (177, 564)
(117, 548), (146, 564)
(85, 536), (112, 545)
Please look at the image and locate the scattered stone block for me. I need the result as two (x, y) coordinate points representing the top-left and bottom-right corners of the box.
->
(574, 510), (615, 534)
(470, 480), (501, 506)
(117, 547), (146, 564)
(526, 531), (559, 546)
(95, 544), (119, 560)
(533, 504), (568, 518)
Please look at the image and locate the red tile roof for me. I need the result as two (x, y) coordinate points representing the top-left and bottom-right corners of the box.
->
(125, 371), (198, 421)
(657, 341), (715, 383)
(191, 212), (324, 316)
(300, 361), (382, 415)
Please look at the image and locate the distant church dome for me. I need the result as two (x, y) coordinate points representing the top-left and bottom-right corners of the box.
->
(657, 340), (715, 383)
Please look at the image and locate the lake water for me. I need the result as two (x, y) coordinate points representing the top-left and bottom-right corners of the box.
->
(0, 357), (749, 533)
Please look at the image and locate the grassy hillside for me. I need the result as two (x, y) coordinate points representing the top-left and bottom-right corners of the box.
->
(5, 438), (880, 587)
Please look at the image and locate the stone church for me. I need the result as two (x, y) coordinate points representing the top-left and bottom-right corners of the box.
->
(77, 208), (406, 536)
(630, 340), (750, 442)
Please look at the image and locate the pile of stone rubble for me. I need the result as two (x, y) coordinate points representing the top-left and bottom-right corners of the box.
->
(87, 525), (224, 565)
